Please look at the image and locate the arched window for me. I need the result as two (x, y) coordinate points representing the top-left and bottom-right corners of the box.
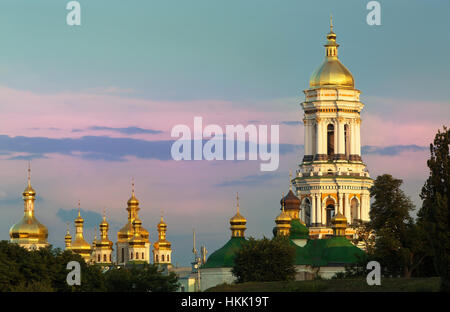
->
(327, 124), (335, 158)
(167, 255), (170, 262)
(103, 254), (107, 262)
(121, 248), (124, 263)
(326, 204), (335, 226)
(162, 255), (165, 262)
(156, 255), (159, 262)
(98, 254), (100, 262)
(344, 124), (350, 159)
(142, 252), (144, 260)
(351, 198), (359, 224)
(131, 252), (133, 260)
(109, 254), (112, 262)
(304, 198), (311, 226)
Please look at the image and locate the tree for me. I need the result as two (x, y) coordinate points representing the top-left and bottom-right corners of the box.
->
(104, 263), (179, 292)
(352, 220), (375, 255)
(419, 126), (450, 291)
(369, 174), (427, 278)
(232, 236), (296, 283)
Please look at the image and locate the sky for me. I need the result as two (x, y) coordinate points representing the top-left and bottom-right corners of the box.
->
(0, 0), (449, 266)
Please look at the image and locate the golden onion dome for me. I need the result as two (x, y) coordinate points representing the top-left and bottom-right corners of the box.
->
(275, 209), (291, 223)
(230, 193), (247, 224)
(23, 185), (36, 197)
(276, 193), (292, 223)
(9, 216), (48, 243)
(127, 194), (139, 206)
(10, 165), (48, 246)
(309, 17), (354, 89)
(230, 211), (246, 224)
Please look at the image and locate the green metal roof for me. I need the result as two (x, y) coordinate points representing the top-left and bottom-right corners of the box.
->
(293, 236), (365, 266)
(201, 237), (247, 269)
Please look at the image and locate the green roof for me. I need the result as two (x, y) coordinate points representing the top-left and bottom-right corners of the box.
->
(202, 237), (247, 269)
(293, 236), (365, 266)
(289, 219), (309, 240)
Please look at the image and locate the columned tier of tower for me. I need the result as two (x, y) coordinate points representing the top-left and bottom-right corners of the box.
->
(301, 88), (364, 165)
(293, 174), (373, 235)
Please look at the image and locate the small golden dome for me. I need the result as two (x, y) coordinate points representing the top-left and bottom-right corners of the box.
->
(275, 209), (291, 223)
(23, 185), (36, 197)
(276, 192), (292, 223)
(230, 193), (247, 224)
(309, 17), (354, 89)
(331, 211), (347, 223)
(230, 211), (246, 223)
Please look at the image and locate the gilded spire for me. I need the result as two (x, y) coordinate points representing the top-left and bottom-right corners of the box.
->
(236, 192), (240, 213)
(330, 14), (333, 32)
(27, 161), (31, 188)
(65, 222), (72, 248)
(23, 162), (36, 198)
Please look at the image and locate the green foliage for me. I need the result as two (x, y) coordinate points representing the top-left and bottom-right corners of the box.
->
(104, 263), (179, 292)
(0, 241), (178, 292)
(419, 126), (450, 291)
(369, 174), (429, 278)
(232, 236), (296, 283)
(0, 241), (105, 292)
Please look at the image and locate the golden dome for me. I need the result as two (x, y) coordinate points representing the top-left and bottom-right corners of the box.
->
(309, 17), (354, 89)
(230, 193), (247, 224)
(127, 178), (139, 206)
(276, 193), (292, 223)
(331, 211), (348, 236)
(230, 193), (247, 238)
(275, 209), (291, 223)
(71, 206), (92, 251)
(118, 182), (149, 243)
(9, 216), (48, 243)
(10, 165), (48, 246)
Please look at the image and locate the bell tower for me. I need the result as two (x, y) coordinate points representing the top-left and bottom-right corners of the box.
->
(294, 18), (373, 239)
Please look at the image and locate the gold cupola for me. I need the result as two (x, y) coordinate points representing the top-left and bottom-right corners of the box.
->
(70, 201), (92, 262)
(230, 193), (247, 238)
(275, 193), (292, 237)
(331, 211), (348, 237)
(65, 222), (72, 249)
(309, 16), (354, 89)
(97, 208), (113, 248)
(9, 163), (49, 250)
(117, 179), (149, 243)
(153, 213), (172, 250)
